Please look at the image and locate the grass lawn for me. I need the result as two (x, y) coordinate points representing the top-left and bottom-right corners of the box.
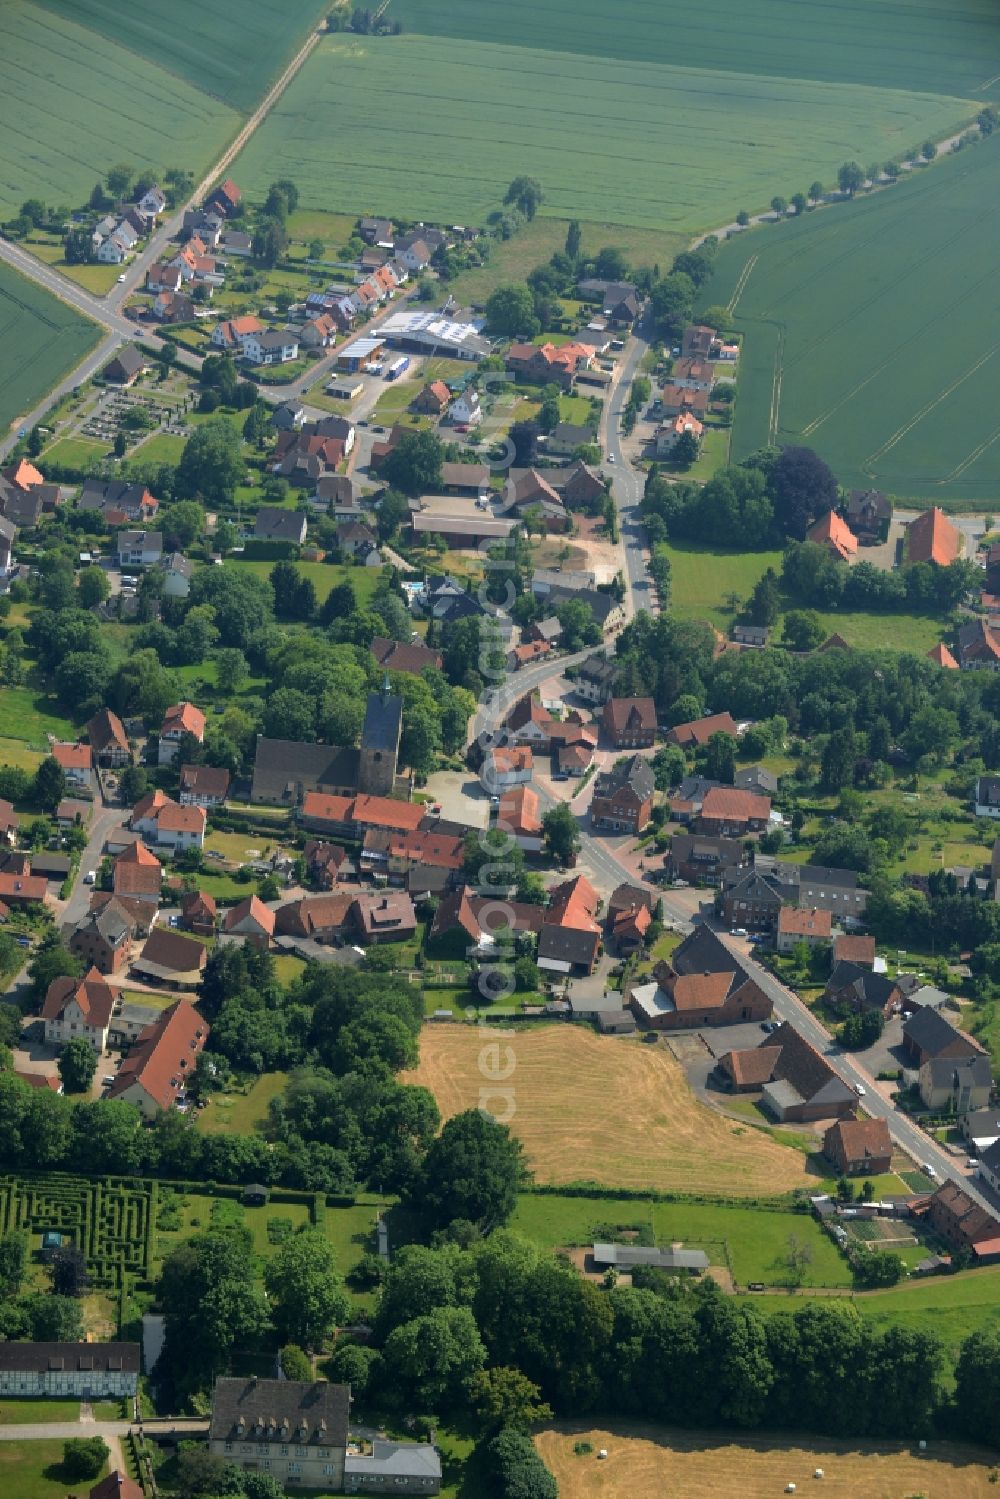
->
(0, 736), (44, 772)
(194, 871), (261, 901)
(24, 240), (123, 295)
(512, 1192), (848, 1287)
(0, 1400), (80, 1425)
(285, 209), (359, 247)
(558, 393), (599, 425)
(199, 1072), (289, 1136)
(273, 953), (304, 988)
(40, 436), (107, 468)
(403, 1025), (814, 1198)
(0, 1439), (106, 1498)
(0, 681), (75, 745)
(537, 1422), (1000, 1499)
(121, 988), (179, 1014)
(451, 219), (688, 306)
(133, 432), (187, 466)
(223, 558), (384, 607)
(91, 1400), (125, 1421)
(662, 542), (783, 632)
(204, 829), (286, 864)
(681, 423), (731, 481)
(661, 541), (947, 653)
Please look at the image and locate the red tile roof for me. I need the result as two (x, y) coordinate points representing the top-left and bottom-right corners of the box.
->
(777, 906), (832, 939)
(824, 1116), (891, 1164)
(42, 968), (118, 1027)
(833, 934), (876, 966)
(301, 792), (354, 825)
(497, 785), (541, 836)
(807, 508), (858, 561)
(0, 874), (47, 901)
(161, 701), (206, 739)
(603, 696), (656, 736)
(668, 711), (739, 747)
(108, 1000), (208, 1111)
(155, 802), (207, 836)
(114, 840), (162, 896)
(182, 889), (217, 922)
(700, 787), (771, 823)
(927, 642), (959, 669)
(133, 789), (169, 823)
(906, 507), (962, 567)
(546, 874), (600, 934)
(51, 742), (92, 771)
(351, 795), (425, 833)
(224, 894), (276, 937)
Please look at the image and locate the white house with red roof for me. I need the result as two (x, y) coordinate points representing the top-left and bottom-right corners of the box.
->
(42, 969), (120, 1051)
(158, 701), (206, 765)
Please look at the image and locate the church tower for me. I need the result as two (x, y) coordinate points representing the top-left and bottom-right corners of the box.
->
(358, 673), (403, 796)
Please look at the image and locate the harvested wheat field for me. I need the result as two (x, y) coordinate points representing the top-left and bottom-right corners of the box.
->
(537, 1423), (1000, 1498)
(402, 1024), (810, 1195)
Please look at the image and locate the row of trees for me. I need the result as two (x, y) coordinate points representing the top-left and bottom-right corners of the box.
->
(320, 1220), (1000, 1447)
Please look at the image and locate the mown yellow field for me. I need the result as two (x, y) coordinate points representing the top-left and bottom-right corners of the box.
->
(536, 1424), (1000, 1498)
(402, 1024), (810, 1196)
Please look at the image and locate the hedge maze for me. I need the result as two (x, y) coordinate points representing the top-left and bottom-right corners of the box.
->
(0, 1174), (155, 1289)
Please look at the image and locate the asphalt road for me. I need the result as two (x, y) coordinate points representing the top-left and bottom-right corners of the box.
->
(599, 320), (655, 623)
(713, 930), (993, 1206)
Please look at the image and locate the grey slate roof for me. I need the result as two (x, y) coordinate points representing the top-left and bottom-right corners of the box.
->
(592, 1243), (709, 1270)
(209, 1377), (349, 1445)
(251, 737), (359, 804)
(0, 1341), (139, 1373)
(923, 1054), (992, 1089)
(593, 753), (654, 803)
(345, 1440), (442, 1482)
(903, 1006), (974, 1058)
(362, 684), (403, 753)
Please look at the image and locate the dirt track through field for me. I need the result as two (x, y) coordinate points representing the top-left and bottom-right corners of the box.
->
(403, 1025), (811, 1195)
(537, 1423), (1000, 1498)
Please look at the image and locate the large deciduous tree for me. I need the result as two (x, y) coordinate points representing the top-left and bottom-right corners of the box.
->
(264, 1228), (349, 1350)
(159, 1228), (267, 1393)
(409, 1110), (525, 1233)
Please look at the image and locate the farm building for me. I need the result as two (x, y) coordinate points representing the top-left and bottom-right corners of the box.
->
(591, 1243), (708, 1273)
(823, 1117), (892, 1175)
(719, 1021), (856, 1122)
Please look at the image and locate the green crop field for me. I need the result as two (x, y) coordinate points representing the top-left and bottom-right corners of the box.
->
(701, 134), (1000, 501)
(392, 0), (1000, 101)
(35, 0), (327, 113)
(233, 0), (993, 234)
(0, 262), (100, 435)
(0, 3), (241, 220)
